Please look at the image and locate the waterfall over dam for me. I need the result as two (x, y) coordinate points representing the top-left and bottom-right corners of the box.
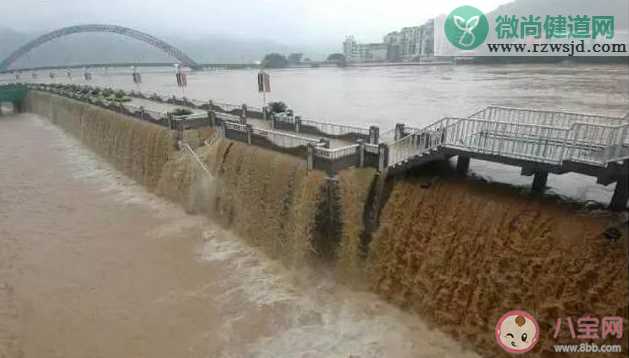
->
(22, 90), (629, 357)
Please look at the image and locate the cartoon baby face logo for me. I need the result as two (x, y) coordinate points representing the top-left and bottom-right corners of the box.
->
(495, 310), (540, 353)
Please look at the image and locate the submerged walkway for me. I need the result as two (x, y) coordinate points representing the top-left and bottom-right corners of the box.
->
(18, 83), (629, 210)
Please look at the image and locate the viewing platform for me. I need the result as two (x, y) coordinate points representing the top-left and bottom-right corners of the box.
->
(17, 83), (629, 211)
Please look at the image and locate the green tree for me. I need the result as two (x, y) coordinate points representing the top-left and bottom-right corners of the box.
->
(287, 53), (303, 64)
(326, 53), (346, 63)
(261, 53), (289, 68)
(268, 101), (287, 113)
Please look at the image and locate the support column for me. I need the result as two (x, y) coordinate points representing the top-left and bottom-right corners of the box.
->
(241, 104), (248, 121)
(394, 123), (405, 141)
(246, 124), (253, 145)
(167, 112), (173, 130)
(357, 139), (365, 167)
(456, 155), (470, 176)
(609, 160), (629, 211)
(306, 143), (315, 171)
(378, 143), (389, 173)
(295, 115), (301, 133)
(369, 125), (380, 144)
(531, 172), (548, 194)
(208, 111), (216, 127)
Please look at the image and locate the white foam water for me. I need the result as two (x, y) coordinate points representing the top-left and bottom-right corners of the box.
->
(198, 228), (480, 358)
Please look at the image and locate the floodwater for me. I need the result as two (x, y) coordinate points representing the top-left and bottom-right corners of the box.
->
(3, 63), (628, 204)
(0, 112), (480, 357)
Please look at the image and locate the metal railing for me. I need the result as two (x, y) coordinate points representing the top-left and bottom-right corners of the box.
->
(248, 105), (264, 113)
(364, 143), (380, 154)
(173, 112), (208, 121)
(223, 122), (248, 132)
(215, 112), (242, 123)
(300, 118), (370, 136)
(388, 115), (629, 169)
(443, 117), (628, 166)
(471, 106), (627, 129)
(213, 101), (241, 113)
(252, 127), (319, 148)
(388, 120), (447, 167)
(313, 144), (360, 159)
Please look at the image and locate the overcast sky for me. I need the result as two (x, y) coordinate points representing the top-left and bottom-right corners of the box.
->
(1, 0), (513, 46)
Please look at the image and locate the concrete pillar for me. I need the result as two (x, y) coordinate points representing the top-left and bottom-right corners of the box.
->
(357, 139), (365, 167)
(241, 104), (248, 120)
(369, 126), (380, 144)
(167, 112), (173, 130)
(139, 106), (145, 121)
(609, 160), (629, 211)
(306, 143), (314, 171)
(531, 172), (548, 194)
(208, 111), (216, 127)
(246, 124), (253, 145)
(394, 123), (405, 141)
(378, 143), (389, 173)
(295, 116), (302, 133)
(456, 155), (471, 176)
(208, 100), (214, 111)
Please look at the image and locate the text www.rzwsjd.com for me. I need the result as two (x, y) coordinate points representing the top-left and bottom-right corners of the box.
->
(487, 40), (627, 56)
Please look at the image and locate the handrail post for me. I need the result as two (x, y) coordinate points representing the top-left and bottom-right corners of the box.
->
(295, 115), (301, 133)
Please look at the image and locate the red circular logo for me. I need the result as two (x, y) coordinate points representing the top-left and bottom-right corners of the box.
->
(495, 310), (540, 353)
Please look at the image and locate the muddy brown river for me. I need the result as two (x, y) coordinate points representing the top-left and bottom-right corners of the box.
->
(0, 112), (480, 357)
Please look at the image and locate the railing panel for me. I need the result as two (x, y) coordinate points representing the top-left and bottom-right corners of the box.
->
(252, 127), (319, 148)
(471, 106), (626, 129)
(300, 118), (370, 136)
(313, 144), (360, 160)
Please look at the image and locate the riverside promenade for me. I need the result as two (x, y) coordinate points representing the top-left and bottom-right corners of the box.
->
(7, 83), (629, 211)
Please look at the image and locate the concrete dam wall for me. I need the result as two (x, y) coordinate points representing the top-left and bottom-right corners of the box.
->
(25, 91), (628, 357)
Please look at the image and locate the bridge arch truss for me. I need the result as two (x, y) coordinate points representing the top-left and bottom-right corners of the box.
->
(0, 24), (201, 71)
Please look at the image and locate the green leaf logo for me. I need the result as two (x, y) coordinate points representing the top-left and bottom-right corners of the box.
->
(445, 6), (489, 49)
